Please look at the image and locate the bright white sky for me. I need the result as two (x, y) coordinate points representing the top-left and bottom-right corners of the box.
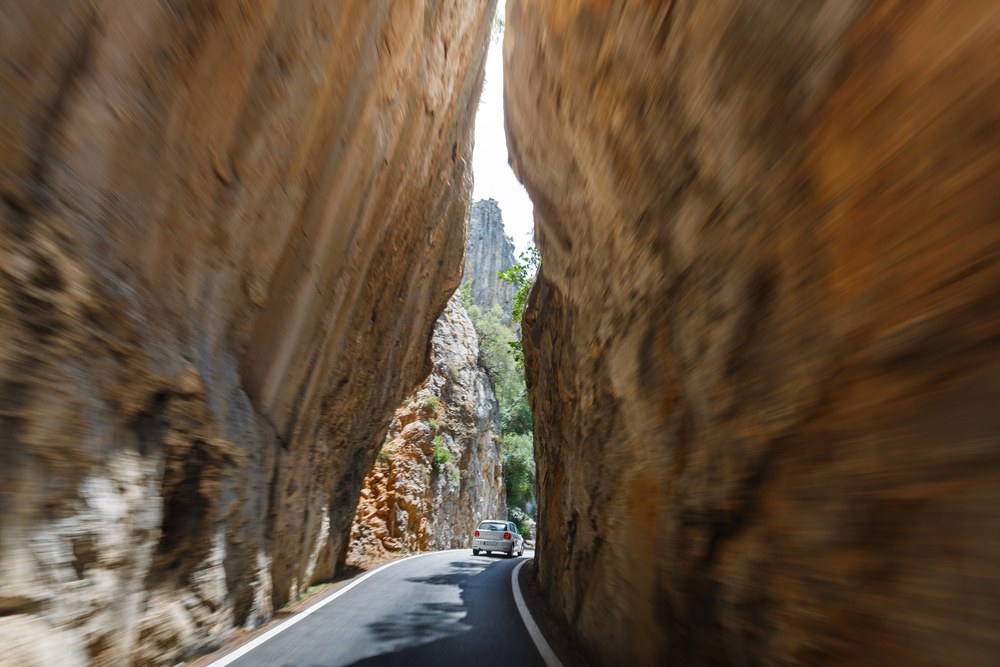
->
(471, 16), (535, 255)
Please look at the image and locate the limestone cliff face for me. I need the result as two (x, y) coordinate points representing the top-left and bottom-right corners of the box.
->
(350, 293), (505, 558)
(506, 2), (1000, 666)
(0, 1), (495, 665)
(462, 199), (516, 320)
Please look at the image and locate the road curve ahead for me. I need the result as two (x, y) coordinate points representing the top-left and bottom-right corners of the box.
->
(212, 549), (546, 667)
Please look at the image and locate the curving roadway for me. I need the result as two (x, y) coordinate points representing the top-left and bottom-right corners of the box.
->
(207, 549), (547, 667)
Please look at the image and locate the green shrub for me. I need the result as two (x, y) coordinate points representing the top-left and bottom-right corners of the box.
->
(428, 418), (438, 432)
(423, 395), (440, 412)
(509, 507), (534, 538)
(432, 444), (451, 474)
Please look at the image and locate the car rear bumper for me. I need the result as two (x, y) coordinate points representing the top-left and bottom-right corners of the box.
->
(473, 538), (517, 551)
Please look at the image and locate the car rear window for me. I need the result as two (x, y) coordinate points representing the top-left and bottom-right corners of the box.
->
(478, 521), (507, 531)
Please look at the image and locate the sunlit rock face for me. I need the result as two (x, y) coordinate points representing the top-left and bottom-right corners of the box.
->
(0, 1), (494, 664)
(506, 2), (1000, 665)
(463, 198), (517, 322)
(349, 293), (505, 559)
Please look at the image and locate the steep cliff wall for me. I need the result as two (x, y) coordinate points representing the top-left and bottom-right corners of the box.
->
(350, 293), (505, 558)
(506, 2), (1000, 666)
(0, 1), (495, 665)
(463, 198), (516, 320)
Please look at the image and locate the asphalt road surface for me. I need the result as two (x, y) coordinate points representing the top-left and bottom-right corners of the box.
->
(215, 549), (547, 667)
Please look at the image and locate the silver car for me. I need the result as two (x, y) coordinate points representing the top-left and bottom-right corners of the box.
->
(472, 520), (525, 557)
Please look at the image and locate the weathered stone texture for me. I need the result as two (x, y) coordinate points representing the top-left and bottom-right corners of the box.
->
(0, 1), (494, 664)
(350, 293), (505, 559)
(462, 198), (517, 321)
(506, 2), (1000, 665)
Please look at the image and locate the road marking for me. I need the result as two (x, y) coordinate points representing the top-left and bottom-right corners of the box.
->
(205, 549), (466, 667)
(511, 558), (564, 667)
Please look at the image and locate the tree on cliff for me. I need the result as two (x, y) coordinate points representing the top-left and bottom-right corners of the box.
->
(498, 246), (540, 367)
(499, 246), (540, 322)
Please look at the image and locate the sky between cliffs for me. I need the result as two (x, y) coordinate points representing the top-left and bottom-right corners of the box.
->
(472, 13), (535, 256)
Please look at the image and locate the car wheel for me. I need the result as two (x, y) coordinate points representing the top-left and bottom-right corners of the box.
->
(473, 549), (480, 556)
(508, 547), (515, 558)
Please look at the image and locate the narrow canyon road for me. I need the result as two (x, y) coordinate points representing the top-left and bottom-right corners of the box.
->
(210, 550), (547, 667)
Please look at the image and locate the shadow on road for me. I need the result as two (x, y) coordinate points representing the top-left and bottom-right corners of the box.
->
(296, 555), (543, 667)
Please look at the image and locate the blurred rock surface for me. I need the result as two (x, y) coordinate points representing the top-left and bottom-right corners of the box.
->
(0, 1), (494, 664)
(506, 1), (1000, 665)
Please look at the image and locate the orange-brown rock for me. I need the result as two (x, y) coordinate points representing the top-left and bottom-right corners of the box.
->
(350, 293), (505, 560)
(0, 1), (494, 665)
(506, 2), (1000, 665)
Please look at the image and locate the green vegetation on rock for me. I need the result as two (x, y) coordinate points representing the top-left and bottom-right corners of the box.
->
(499, 247), (540, 368)
(432, 442), (451, 474)
(459, 246), (541, 535)
(502, 432), (535, 518)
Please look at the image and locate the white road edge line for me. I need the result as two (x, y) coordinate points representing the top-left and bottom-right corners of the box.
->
(205, 549), (467, 667)
(511, 558), (564, 667)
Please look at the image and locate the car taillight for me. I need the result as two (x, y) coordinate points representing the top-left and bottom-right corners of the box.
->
(474, 530), (480, 537)
(503, 532), (511, 540)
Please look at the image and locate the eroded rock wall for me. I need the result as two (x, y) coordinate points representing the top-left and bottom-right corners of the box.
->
(0, 1), (494, 664)
(350, 293), (505, 558)
(506, 2), (1000, 665)
(462, 198), (517, 321)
